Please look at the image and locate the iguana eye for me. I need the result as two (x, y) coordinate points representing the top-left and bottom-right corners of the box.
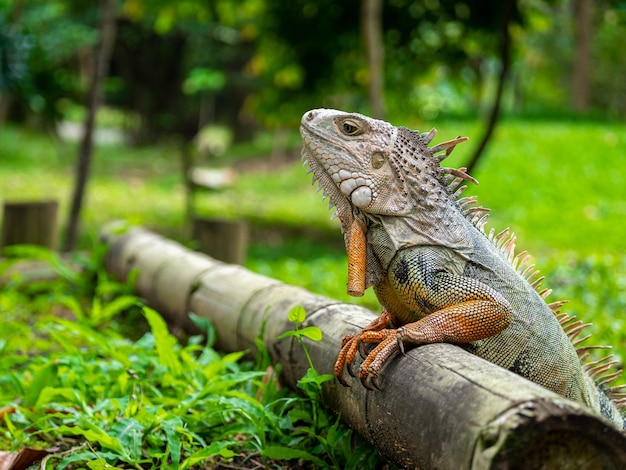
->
(371, 152), (385, 169)
(340, 119), (362, 136)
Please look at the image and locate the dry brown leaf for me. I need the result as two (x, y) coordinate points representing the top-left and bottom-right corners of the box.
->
(0, 448), (49, 470)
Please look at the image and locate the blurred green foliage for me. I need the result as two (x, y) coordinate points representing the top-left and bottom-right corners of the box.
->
(5, 113), (624, 371)
(541, 253), (626, 371)
(1, 0), (625, 463)
(1, 115), (625, 252)
(1, 0), (626, 140)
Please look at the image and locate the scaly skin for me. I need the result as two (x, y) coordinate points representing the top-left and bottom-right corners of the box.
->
(300, 108), (625, 430)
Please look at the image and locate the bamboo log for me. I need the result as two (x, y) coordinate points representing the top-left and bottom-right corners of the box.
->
(100, 223), (626, 470)
(1, 200), (59, 251)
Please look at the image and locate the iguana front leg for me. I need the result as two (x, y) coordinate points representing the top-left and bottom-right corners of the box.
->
(334, 307), (394, 386)
(351, 248), (514, 389)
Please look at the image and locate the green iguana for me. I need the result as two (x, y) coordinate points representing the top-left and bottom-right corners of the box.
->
(299, 108), (626, 430)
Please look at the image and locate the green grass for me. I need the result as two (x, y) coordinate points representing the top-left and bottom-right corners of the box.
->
(0, 247), (390, 468)
(454, 119), (626, 253)
(2, 117), (625, 253)
(2, 117), (625, 344)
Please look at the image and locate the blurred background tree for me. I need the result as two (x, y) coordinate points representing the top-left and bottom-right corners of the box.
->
(1, 0), (625, 141)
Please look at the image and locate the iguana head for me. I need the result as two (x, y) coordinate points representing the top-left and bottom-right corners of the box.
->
(301, 108), (473, 295)
(300, 109), (403, 224)
(300, 108), (471, 224)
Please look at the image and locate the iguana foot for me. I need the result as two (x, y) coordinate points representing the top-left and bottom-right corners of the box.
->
(334, 308), (394, 386)
(338, 328), (404, 390)
(357, 331), (400, 390)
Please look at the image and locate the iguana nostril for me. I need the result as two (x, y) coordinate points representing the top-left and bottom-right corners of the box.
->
(306, 111), (315, 121)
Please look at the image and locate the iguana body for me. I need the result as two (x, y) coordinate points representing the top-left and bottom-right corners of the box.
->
(300, 108), (626, 430)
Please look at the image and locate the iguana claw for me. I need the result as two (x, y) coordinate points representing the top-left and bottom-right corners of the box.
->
(358, 341), (369, 359)
(336, 371), (350, 387)
(360, 375), (381, 391)
(346, 361), (356, 378)
(397, 328), (406, 355)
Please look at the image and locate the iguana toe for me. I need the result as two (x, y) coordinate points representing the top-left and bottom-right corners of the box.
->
(357, 333), (401, 390)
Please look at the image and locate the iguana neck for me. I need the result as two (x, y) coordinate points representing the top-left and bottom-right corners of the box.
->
(363, 128), (475, 269)
(365, 203), (474, 271)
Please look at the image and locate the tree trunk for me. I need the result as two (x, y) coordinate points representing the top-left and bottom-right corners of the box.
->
(63, 0), (117, 251)
(0, 93), (10, 131)
(572, 0), (592, 112)
(465, 0), (515, 176)
(100, 223), (626, 470)
(361, 0), (385, 119)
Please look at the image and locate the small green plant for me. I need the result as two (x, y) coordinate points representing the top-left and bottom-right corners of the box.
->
(274, 306), (392, 469)
(0, 247), (391, 469)
(278, 306), (334, 436)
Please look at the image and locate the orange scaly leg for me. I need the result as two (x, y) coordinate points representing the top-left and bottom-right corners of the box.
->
(357, 299), (512, 388)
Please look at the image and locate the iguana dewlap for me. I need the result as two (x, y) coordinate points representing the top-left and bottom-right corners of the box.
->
(300, 108), (625, 430)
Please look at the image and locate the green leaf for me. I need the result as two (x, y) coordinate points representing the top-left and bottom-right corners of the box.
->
(221, 351), (245, 363)
(98, 295), (140, 323)
(288, 306), (306, 323)
(181, 441), (238, 469)
(277, 329), (301, 340)
(143, 307), (182, 376)
(298, 368), (334, 396)
(299, 326), (323, 341)
(23, 362), (58, 407)
(189, 312), (216, 347)
(162, 417), (183, 468)
(91, 297), (103, 323)
(35, 386), (79, 408)
(111, 418), (144, 461)
(261, 445), (326, 466)
(56, 425), (127, 457)
(87, 458), (123, 469)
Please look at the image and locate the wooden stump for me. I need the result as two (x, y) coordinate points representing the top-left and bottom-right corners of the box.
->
(192, 217), (247, 265)
(1, 200), (59, 251)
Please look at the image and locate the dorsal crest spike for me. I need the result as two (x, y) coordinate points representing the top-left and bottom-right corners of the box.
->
(474, 214), (490, 231)
(572, 334), (592, 348)
(450, 183), (467, 199)
(539, 288), (552, 299)
(419, 128), (438, 144)
(458, 195), (478, 209)
(444, 167), (478, 185)
(452, 184), (468, 198)
(597, 370), (622, 386)
(547, 300), (568, 312)
(431, 136), (469, 162)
